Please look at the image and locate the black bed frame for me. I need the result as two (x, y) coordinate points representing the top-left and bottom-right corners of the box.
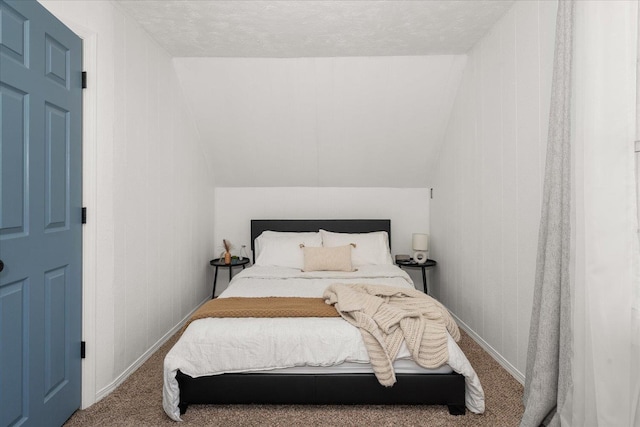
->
(176, 219), (466, 416)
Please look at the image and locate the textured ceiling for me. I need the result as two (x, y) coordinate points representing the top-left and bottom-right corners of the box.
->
(115, 0), (515, 57)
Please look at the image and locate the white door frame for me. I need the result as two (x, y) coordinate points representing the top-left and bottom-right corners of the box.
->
(58, 20), (98, 409)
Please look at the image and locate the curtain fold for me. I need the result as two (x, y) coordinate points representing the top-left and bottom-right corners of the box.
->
(521, 2), (574, 426)
(634, 1), (640, 421)
(634, 3), (640, 424)
(567, 1), (640, 426)
(523, 1), (640, 426)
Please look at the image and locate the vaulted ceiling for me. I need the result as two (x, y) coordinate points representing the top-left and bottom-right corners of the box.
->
(114, 1), (515, 187)
(173, 56), (467, 187)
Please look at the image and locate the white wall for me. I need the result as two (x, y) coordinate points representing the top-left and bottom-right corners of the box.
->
(39, 0), (216, 407)
(213, 187), (430, 294)
(430, 0), (557, 381)
(38, 0), (554, 407)
(173, 56), (466, 188)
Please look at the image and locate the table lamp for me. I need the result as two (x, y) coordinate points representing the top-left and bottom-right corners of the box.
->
(412, 233), (429, 264)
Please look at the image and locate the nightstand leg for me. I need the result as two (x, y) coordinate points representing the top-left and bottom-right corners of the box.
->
(422, 267), (428, 294)
(212, 267), (219, 299)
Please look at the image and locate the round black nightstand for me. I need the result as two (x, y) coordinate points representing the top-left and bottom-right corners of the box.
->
(396, 259), (437, 294)
(209, 257), (250, 298)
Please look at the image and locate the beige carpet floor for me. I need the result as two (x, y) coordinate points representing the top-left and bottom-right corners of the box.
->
(64, 330), (524, 427)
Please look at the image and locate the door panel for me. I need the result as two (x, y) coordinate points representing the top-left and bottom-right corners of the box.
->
(44, 102), (70, 231)
(0, 1), (82, 426)
(0, 2), (27, 66)
(44, 266), (68, 398)
(0, 279), (28, 426)
(0, 83), (27, 237)
(44, 35), (70, 89)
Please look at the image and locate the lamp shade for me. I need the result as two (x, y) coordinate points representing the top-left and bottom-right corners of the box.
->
(412, 233), (429, 251)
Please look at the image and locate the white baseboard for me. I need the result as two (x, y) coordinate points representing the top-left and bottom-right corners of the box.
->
(95, 296), (211, 403)
(452, 313), (525, 385)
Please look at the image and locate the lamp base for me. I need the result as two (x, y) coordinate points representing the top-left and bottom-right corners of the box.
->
(413, 251), (428, 264)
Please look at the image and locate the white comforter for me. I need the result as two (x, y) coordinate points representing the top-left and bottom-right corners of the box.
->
(163, 265), (485, 421)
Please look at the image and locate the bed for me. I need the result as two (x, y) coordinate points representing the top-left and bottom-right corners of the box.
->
(163, 219), (485, 421)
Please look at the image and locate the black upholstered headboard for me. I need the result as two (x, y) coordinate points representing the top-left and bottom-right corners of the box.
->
(250, 219), (391, 262)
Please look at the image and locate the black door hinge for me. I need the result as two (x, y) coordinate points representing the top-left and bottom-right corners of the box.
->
(82, 207), (87, 224)
(81, 341), (86, 359)
(82, 71), (87, 89)
(430, 188), (433, 199)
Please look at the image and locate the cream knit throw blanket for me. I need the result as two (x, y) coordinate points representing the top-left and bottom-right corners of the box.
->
(323, 283), (460, 387)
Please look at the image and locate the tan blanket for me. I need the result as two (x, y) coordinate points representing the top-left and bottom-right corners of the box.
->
(183, 297), (339, 332)
(323, 283), (460, 387)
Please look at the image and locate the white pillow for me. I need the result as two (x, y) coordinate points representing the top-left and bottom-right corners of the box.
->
(320, 229), (393, 267)
(254, 231), (321, 259)
(254, 232), (322, 269)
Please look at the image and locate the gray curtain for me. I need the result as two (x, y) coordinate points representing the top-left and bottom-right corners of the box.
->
(521, 1), (574, 426)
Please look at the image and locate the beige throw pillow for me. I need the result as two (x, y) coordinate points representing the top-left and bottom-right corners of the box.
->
(302, 245), (355, 272)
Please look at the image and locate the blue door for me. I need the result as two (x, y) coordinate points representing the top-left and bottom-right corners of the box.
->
(0, 1), (82, 425)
